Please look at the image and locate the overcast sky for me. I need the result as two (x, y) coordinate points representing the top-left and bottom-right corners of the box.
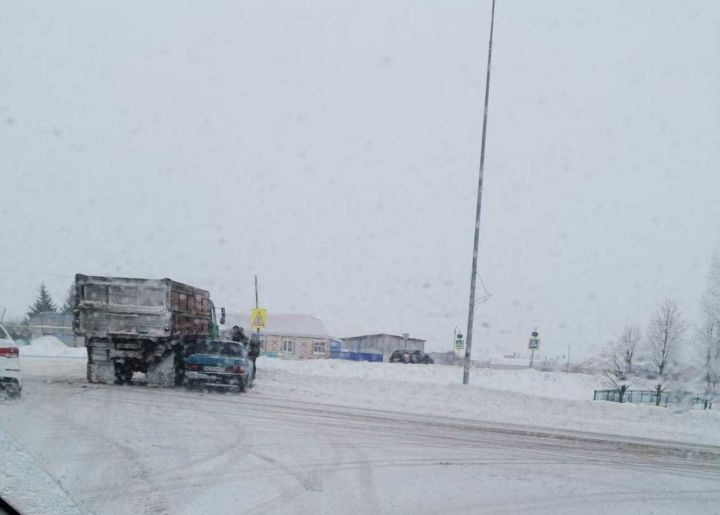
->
(1, 0), (719, 360)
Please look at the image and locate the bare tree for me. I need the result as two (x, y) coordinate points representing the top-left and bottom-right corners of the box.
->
(600, 326), (641, 403)
(697, 323), (719, 408)
(618, 325), (641, 374)
(602, 346), (635, 403)
(701, 252), (720, 326)
(647, 299), (685, 405)
(698, 252), (720, 407)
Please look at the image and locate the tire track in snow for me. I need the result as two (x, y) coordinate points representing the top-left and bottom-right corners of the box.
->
(29, 389), (174, 515)
(10, 376), (720, 514)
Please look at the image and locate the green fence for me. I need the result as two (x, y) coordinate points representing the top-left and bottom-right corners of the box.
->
(593, 389), (712, 409)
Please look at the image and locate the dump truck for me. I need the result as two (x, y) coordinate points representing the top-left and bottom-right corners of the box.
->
(73, 274), (224, 386)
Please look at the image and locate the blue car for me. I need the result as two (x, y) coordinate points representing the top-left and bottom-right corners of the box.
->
(183, 340), (255, 392)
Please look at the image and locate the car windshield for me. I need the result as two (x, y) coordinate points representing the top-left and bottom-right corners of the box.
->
(2, 2), (720, 514)
(195, 341), (246, 357)
(0, 326), (7, 340)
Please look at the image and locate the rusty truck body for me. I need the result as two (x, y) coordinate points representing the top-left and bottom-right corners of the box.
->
(73, 274), (223, 386)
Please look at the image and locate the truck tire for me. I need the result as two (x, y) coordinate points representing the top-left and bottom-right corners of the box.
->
(147, 351), (177, 387)
(114, 361), (134, 384)
(87, 362), (115, 384)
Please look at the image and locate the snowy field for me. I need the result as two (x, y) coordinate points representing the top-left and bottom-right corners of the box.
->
(257, 357), (720, 447)
(15, 342), (720, 447)
(1, 342), (720, 514)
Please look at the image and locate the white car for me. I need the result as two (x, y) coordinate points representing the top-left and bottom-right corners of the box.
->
(0, 324), (22, 397)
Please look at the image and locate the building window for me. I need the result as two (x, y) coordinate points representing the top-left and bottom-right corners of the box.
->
(282, 339), (295, 353)
(313, 341), (326, 354)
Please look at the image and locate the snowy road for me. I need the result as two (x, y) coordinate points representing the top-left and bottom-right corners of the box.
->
(2, 360), (720, 514)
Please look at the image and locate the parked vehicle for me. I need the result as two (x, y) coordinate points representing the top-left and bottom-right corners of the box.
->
(184, 340), (254, 392)
(0, 324), (22, 397)
(389, 349), (434, 364)
(73, 274), (224, 386)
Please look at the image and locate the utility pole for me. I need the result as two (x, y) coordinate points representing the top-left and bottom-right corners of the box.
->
(463, 0), (497, 385)
(453, 326), (459, 365)
(566, 342), (571, 373)
(254, 275), (260, 339)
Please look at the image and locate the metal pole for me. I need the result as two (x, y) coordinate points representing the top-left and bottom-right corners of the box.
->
(566, 342), (571, 373)
(254, 275), (259, 310)
(453, 326), (458, 365)
(529, 349), (535, 369)
(463, 0), (497, 385)
(254, 275), (260, 338)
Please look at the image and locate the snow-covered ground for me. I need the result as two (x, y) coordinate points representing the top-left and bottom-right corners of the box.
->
(2, 350), (720, 514)
(0, 430), (84, 515)
(15, 347), (720, 446)
(256, 357), (720, 447)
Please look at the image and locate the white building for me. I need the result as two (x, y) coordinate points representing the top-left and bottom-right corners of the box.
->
(221, 312), (332, 359)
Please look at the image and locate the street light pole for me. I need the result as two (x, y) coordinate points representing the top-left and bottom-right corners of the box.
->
(463, 0), (497, 385)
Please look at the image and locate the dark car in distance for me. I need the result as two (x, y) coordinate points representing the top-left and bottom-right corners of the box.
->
(389, 350), (434, 364)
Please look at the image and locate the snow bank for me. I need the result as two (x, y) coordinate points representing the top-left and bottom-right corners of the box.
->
(256, 357), (720, 446)
(258, 357), (602, 400)
(0, 430), (85, 514)
(20, 336), (86, 359)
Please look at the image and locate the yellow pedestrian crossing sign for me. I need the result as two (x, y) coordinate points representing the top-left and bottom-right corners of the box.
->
(251, 308), (267, 329)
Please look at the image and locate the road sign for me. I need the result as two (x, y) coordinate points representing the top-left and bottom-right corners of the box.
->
(455, 333), (465, 350)
(528, 337), (539, 350)
(251, 308), (267, 329)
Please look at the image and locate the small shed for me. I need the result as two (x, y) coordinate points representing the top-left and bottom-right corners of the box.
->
(339, 333), (426, 362)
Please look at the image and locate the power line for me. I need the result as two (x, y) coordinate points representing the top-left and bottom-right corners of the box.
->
(0, 268), (74, 278)
(474, 274), (493, 304)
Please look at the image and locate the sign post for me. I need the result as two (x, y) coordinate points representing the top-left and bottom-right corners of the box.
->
(528, 329), (540, 369)
(455, 332), (465, 352)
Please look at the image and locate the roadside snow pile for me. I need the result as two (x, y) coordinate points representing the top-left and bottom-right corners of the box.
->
(0, 429), (85, 514)
(256, 357), (720, 446)
(258, 357), (601, 401)
(20, 336), (86, 359)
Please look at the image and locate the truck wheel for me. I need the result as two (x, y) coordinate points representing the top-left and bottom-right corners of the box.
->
(87, 362), (115, 384)
(147, 352), (177, 387)
(114, 362), (133, 384)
